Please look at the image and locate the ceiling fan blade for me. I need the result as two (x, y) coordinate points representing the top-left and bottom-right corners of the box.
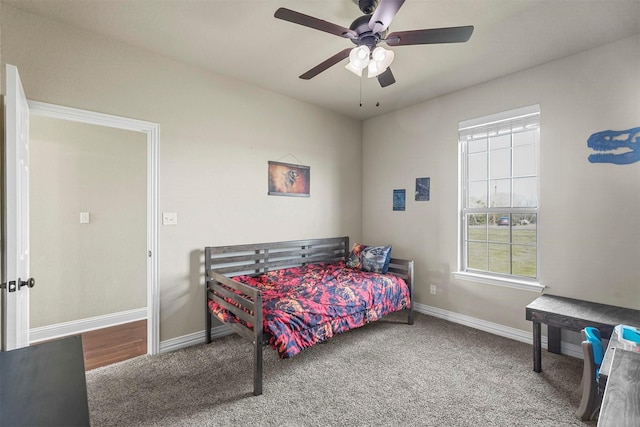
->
(377, 67), (396, 87)
(299, 48), (352, 80)
(275, 8), (357, 39)
(386, 26), (474, 46)
(369, 0), (406, 34)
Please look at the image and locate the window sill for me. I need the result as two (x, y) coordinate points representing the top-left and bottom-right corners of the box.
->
(452, 271), (544, 293)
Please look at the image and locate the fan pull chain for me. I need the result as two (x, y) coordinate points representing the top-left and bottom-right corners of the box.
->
(358, 76), (381, 108)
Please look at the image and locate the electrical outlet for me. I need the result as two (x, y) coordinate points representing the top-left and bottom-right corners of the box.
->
(430, 284), (437, 295)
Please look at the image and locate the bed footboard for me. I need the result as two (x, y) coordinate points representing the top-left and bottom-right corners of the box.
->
(205, 269), (264, 395)
(388, 257), (414, 325)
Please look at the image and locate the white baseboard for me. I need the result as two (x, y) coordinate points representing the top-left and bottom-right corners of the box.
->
(413, 302), (583, 359)
(30, 309), (232, 354)
(160, 325), (232, 354)
(158, 305), (582, 359)
(30, 308), (147, 344)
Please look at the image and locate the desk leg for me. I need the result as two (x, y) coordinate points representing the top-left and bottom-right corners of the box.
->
(548, 326), (561, 354)
(533, 321), (542, 373)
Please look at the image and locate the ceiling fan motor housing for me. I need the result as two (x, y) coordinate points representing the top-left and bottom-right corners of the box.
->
(353, 0), (379, 14)
(349, 15), (385, 50)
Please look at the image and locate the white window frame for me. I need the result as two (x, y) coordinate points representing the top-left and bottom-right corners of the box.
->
(454, 105), (544, 292)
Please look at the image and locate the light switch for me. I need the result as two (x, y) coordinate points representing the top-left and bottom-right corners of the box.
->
(162, 212), (178, 225)
(80, 212), (90, 224)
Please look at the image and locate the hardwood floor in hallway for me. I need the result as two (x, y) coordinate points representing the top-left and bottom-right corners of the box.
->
(82, 319), (147, 370)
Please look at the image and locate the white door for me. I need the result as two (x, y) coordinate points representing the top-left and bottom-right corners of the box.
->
(2, 64), (31, 351)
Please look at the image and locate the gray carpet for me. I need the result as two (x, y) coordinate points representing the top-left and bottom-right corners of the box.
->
(86, 312), (596, 426)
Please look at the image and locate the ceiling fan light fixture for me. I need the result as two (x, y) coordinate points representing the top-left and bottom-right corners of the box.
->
(367, 47), (394, 78)
(345, 62), (364, 76)
(345, 45), (370, 75)
(367, 62), (380, 78)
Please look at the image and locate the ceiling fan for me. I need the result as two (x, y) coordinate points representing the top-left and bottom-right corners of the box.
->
(274, 0), (474, 87)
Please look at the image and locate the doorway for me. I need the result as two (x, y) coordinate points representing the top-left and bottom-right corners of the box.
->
(27, 101), (159, 356)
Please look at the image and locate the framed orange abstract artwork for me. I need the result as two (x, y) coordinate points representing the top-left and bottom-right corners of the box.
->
(268, 161), (310, 197)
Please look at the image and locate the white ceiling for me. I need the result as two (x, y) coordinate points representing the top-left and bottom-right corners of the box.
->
(5, 0), (640, 120)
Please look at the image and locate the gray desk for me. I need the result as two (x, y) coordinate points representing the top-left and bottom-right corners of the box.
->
(597, 348), (640, 426)
(0, 335), (90, 426)
(525, 294), (640, 372)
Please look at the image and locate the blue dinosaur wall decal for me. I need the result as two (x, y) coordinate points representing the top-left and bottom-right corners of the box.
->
(587, 126), (640, 165)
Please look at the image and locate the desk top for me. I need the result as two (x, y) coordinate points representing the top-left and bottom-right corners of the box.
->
(0, 335), (90, 426)
(526, 295), (640, 337)
(597, 348), (640, 427)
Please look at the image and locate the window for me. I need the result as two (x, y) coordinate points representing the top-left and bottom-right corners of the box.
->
(456, 105), (542, 291)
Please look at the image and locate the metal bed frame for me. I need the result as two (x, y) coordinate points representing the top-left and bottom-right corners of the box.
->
(204, 236), (414, 395)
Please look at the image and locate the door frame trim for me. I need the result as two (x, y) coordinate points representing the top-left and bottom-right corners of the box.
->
(28, 100), (160, 355)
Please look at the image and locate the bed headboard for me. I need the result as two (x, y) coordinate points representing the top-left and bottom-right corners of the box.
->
(205, 236), (350, 277)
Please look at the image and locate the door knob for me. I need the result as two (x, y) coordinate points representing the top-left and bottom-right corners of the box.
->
(18, 277), (35, 290)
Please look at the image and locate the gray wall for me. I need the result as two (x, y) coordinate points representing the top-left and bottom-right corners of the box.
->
(29, 116), (147, 327)
(1, 4), (363, 342)
(362, 35), (640, 334)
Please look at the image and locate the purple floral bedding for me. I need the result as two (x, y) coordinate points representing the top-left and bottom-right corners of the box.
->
(208, 261), (411, 358)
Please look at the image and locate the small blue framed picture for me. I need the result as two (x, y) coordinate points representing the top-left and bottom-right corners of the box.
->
(415, 177), (430, 201)
(393, 189), (406, 211)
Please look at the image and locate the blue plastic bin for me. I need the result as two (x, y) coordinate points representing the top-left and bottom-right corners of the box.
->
(615, 324), (640, 352)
